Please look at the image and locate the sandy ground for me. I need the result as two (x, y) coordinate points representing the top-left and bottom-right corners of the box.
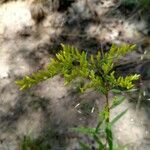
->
(0, 0), (149, 149)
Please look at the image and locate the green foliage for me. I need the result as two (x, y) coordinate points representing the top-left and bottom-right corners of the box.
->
(20, 136), (43, 150)
(105, 124), (113, 150)
(120, 0), (138, 7)
(19, 134), (52, 150)
(16, 59), (59, 90)
(139, 0), (150, 10)
(16, 44), (140, 150)
(21, 136), (33, 150)
(16, 44), (139, 92)
(79, 141), (91, 150)
(120, 0), (150, 11)
(110, 109), (128, 126)
(73, 108), (128, 150)
(110, 96), (125, 109)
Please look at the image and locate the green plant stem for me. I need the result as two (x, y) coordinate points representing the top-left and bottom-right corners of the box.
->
(105, 89), (112, 150)
(105, 91), (110, 123)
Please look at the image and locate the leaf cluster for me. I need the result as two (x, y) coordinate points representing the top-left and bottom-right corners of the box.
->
(16, 44), (139, 94)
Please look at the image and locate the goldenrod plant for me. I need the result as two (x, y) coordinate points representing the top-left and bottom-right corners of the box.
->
(16, 44), (140, 150)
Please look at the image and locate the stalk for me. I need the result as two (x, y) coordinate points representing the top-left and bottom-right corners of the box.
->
(105, 91), (110, 123)
(105, 87), (113, 150)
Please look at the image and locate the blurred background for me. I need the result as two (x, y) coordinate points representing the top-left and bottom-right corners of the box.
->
(0, 0), (149, 149)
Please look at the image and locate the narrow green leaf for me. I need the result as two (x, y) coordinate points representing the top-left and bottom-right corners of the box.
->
(110, 96), (125, 109)
(93, 134), (105, 149)
(105, 125), (113, 150)
(20, 85), (27, 90)
(111, 89), (122, 94)
(125, 88), (138, 93)
(79, 141), (91, 150)
(110, 109), (128, 126)
(72, 127), (95, 136)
